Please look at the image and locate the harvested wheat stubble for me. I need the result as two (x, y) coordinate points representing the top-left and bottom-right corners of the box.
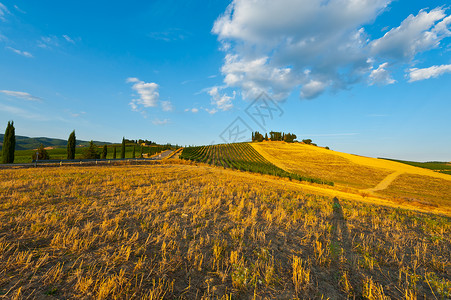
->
(0, 162), (449, 299)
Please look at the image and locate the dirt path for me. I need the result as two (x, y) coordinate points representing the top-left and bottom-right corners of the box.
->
(365, 171), (403, 192)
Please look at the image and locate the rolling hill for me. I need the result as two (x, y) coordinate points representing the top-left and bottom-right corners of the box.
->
(0, 134), (111, 150)
(250, 141), (451, 213)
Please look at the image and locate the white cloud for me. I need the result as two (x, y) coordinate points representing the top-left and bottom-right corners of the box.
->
(38, 35), (78, 49)
(152, 118), (170, 125)
(208, 86), (235, 111)
(408, 64), (451, 82)
(62, 34), (75, 44)
(184, 108), (199, 113)
(212, 1), (451, 100)
(205, 108), (218, 114)
(37, 36), (60, 49)
(220, 54), (297, 100)
(6, 47), (33, 58)
(300, 80), (329, 99)
(371, 8), (451, 60)
(0, 90), (42, 101)
(126, 77), (160, 111)
(126, 77), (140, 83)
(161, 100), (174, 112)
(0, 3), (9, 21)
(14, 5), (26, 14)
(213, 0), (391, 100)
(369, 62), (396, 85)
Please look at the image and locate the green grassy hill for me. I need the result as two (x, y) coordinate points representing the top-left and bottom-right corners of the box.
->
(0, 134), (111, 150)
(0, 144), (172, 164)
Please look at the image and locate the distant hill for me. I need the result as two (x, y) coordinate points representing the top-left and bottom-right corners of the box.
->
(0, 134), (111, 150)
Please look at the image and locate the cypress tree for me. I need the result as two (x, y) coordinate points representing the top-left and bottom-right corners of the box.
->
(67, 130), (76, 160)
(132, 146), (136, 158)
(102, 145), (108, 159)
(32, 144), (50, 161)
(121, 137), (126, 159)
(113, 147), (117, 159)
(2, 121), (15, 164)
(83, 141), (100, 159)
(140, 145), (143, 158)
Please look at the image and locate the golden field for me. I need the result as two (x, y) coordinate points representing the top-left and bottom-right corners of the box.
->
(251, 142), (451, 211)
(0, 161), (450, 299)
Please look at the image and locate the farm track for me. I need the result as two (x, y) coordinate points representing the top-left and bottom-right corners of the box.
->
(365, 171), (404, 193)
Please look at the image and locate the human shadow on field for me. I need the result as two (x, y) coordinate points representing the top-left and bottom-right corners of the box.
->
(331, 197), (348, 241)
(330, 197), (360, 298)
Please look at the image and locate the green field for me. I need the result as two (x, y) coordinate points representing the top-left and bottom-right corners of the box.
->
(0, 134), (109, 150)
(0, 144), (172, 164)
(180, 143), (333, 185)
(384, 158), (451, 175)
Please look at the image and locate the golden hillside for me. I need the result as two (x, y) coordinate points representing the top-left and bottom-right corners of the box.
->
(250, 142), (451, 210)
(1, 162), (449, 299)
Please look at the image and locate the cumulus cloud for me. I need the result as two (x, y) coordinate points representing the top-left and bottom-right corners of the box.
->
(408, 64), (451, 82)
(0, 90), (42, 101)
(211, 1), (451, 101)
(300, 80), (329, 99)
(369, 62), (396, 85)
(6, 47), (33, 58)
(208, 86), (235, 111)
(126, 77), (160, 111)
(371, 8), (451, 60)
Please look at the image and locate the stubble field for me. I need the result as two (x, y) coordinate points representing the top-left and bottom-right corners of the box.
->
(0, 161), (450, 299)
(250, 142), (451, 209)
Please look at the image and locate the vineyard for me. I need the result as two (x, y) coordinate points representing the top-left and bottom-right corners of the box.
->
(180, 143), (333, 185)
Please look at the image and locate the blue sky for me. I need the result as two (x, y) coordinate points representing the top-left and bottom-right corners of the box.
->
(0, 0), (450, 161)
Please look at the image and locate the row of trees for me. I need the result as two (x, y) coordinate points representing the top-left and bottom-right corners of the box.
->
(63, 135), (140, 160)
(1, 121), (164, 163)
(250, 131), (323, 146)
(251, 131), (297, 143)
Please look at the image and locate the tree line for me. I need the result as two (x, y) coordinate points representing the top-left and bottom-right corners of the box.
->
(1, 121), (172, 163)
(251, 131), (326, 148)
(251, 131), (297, 143)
